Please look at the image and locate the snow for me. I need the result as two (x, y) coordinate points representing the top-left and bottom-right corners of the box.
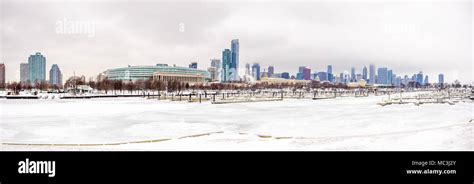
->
(0, 94), (472, 151)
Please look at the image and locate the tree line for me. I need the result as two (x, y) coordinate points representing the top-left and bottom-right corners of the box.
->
(1, 77), (470, 95)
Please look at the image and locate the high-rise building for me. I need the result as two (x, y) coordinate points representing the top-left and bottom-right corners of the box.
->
(403, 75), (409, 85)
(387, 70), (393, 85)
(20, 63), (29, 83)
(424, 75), (429, 85)
(327, 73), (334, 83)
(221, 49), (232, 82)
(210, 59), (221, 81)
(317, 72), (327, 81)
(281, 72), (290, 79)
(251, 63), (261, 81)
(395, 76), (402, 87)
(189, 62), (197, 69)
(245, 63), (251, 75)
(416, 71), (424, 85)
(369, 64), (375, 84)
(302, 67), (311, 80)
(392, 73), (396, 85)
(49, 64), (62, 87)
(298, 66), (306, 74)
(297, 66), (310, 80)
(296, 73), (303, 80)
(28, 52), (46, 83)
(0, 63), (5, 86)
(362, 66), (368, 81)
(230, 39), (239, 81)
(350, 67), (355, 82)
(377, 67), (388, 84)
(327, 65), (332, 75)
(268, 66), (274, 77)
(327, 65), (333, 82)
(438, 74), (444, 84)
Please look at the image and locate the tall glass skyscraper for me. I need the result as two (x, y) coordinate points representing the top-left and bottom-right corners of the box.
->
(230, 39), (239, 81)
(268, 66), (274, 77)
(377, 67), (388, 84)
(416, 71), (424, 85)
(369, 64), (375, 84)
(252, 63), (260, 81)
(28, 52), (46, 83)
(362, 66), (368, 81)
(245, 63), (250, 75)
(327, 65), (333, 82)
(221, 49), (232, 82)
(387, 70), (393, 85)
(438, 74), (444, 84)
(350, 67), (355, 82)
(302, 67), (311, 80)
(49, 64), (62, 86)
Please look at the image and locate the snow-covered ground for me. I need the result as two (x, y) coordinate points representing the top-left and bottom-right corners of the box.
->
(0, 94), (472, 151)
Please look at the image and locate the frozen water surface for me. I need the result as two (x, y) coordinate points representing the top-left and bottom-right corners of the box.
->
(0, 95), (472, 151)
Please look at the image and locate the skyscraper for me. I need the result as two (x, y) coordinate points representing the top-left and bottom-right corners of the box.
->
(377, 67), (388, 84)
(268, 66), (274, 77)
(245, 63), (251, 75)
(20, 63), (29, 83)
(350, 67), (355, 82)
(416, 71), (424, 85)
(221, 49), (232, 82)
(362, 66), (368, 81)
(28, 52), (46, 83)
(387, 70), (393, 85)
(438, 74), (444, 84)
(252, 63), (261, 81)
(210, 59), (221, 81)
(298, 66), (306, 74)
(317, 72), (327, 81)
(0, 63), (5, 86)
(189, 62), (197, 69)
(230, 39), (239, 81)
(327, 65), (333, 82)
(369, 64), (375, 84)
(424, 75), (429, 85)
(49, 64), (62, 87)
(302, 67), (311, 80)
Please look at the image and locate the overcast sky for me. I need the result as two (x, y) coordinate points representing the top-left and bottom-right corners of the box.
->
(0, 0), (472, 83)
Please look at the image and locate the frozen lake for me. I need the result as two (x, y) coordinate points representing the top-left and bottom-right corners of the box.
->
(0, 95), (472, 151)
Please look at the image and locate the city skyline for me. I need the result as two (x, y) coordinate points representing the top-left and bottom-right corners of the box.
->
(0, 50), (458, 87)
(0, 1), (472, 83)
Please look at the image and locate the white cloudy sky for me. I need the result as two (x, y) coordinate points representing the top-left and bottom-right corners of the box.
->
(0, 0), (472, 83)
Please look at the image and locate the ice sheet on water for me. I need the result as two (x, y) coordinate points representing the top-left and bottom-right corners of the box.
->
(0, 95), (472, 150)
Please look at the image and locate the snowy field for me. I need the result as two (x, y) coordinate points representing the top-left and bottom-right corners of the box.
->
(0, 94), (472, 151)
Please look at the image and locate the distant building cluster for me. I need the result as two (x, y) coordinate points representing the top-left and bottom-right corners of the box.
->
(221, 39), (239, 82)
(0, 40), (454, 89)
(2, 52), (63, 88)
